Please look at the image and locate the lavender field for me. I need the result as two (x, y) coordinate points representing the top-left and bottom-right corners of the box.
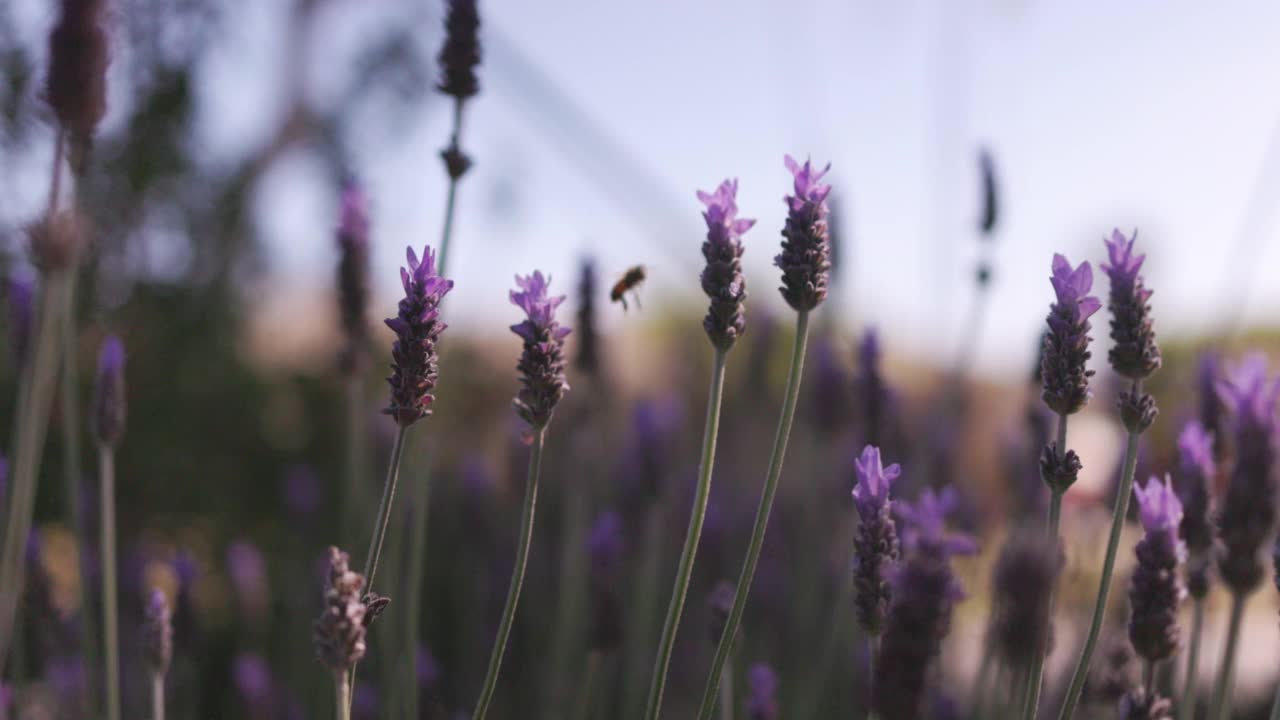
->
(1, 1), (1279, 719)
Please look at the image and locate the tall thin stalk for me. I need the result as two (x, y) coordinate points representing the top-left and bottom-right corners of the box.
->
(572, 650), (602, 720)
(643, 348), (729, 720)
(1057, 424), (1144, 720)
(719, 654), (734, 720)
(696, 310), (812, 720)
(361, 427), (409, 593)
(1022, 414), (1068, 719)
(1178, 597), (1205, 720)
(342, 376), (367, 547)
(335, 670), (352, 720)
(1207, 593), (1247, 720)
(436, 101), (466, 275)
(401, 457), (432, 719)
(471, 427), (546, 720)
(622, 505), (666, 719)
(152, 673), (165, 720)
(100, 443), (120, 720)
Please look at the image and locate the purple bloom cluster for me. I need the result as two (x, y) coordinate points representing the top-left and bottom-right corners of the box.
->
(775, 156), (832, 313)
(988, 529), (1062, 668)
(1101, 230), (1161, 380)
(746, 664), (778, 720)
(1175, 421), (1215, 597)
(313, 547), (368, 672)
(698, 178), (754, 350)
(587, 511), (623, 651)
(853, 328), (892, 449)
(144, 588), (173, 677)
(92, 335), (127, 447)
(510, 271), (571, 430)
(1128, 476), (1186, 663)
(1197, 353), (1224, 455)
(436, 0), (481, 102)
(1215, 354), (1280, 594)
(851, 445), (901, 636)
(1041, 254), (1101, 416)
(384, 246), (453, 427)
(336, 179), (371, 374)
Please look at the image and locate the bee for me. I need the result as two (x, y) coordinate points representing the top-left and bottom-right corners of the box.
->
(610, 265), (646, 311)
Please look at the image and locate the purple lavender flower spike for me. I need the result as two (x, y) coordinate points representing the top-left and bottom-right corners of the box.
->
(336, 178), (371, 375)
(144, 587), (173, 677)
(988, 529), (1063, 669)
(574, 258), (601, 377)
(807, 335), (848, 434)
(1215, 353), (1280, 594)
(699, 178), (754, 351)
(233, 653), (273, 705)
(746, 663), (778, 720)
(1128, 475), (1186, 663)
(851, 446), (901, 636)
(384, 245), (453, 427)
(282, 465), (321, 518)
(47, 0), (108, 172)
(1041, 254), (1100, 416)
(1175, 421), (1215, 598)
(894, 487), (979, 558)
(1102, 230), (1160, 380)
(437, 0), (481, 101)
(92, 335), (126, 446)
(1197, 352), (1224, 456)
(775, 155), (832, 312)
(7, 270), (33, 371)
(313, 547), (368, 672)
(587, 511), (623, 651)
(226, 540), (268, 623)
(510, 271), (570, 431)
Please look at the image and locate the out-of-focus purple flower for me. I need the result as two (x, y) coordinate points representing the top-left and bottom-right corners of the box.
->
(574, 258), (601, 377)
(853, 328), (891, 450)
(619, 396), (683, 504)
(746, 663), (778, 720)
(353, 681), (379, 720)
(1197, 352), (1224, 457)
(510, 271), (571, 431)
(92, 335), (126, 446)
(775, 155), (832, 313)
(1215, 353), (1280, 594)
(417, 643), (440, 691)
(587, 511), (623, 651)
(1175, 421), (1216, 598)
(699, 178), (754, 351)
(336, 178), (371, 374)
(7, 270), (33, 371)
(852, 446), (899, 521)
(144, 588), (173, 677)
(436, 0), (480, 101)
(47, 0), (108, 172)
(314, 547), (367, 672)
(707, 581), (734, 642)
(384, 245), (453, 427)
(226, 540), (269, 623)
(0, 682), (10, 720)
(807, 334), (848, 434)
(1101, 230), (1160, 380)
(44, 654), (86, 699)
(1041, 254), (1100, 416)
(894, 487), (979, 559)
(282, 465), (321, 518)
(1128, 475), (1186, 663)
(233, 653), (273, 705)
(988, 529), (1062, 668)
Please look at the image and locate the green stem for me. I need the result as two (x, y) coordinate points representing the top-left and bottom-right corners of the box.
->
(402, 458), (433, 720)
(436, 100), (466, 275)
(336, 670), (351, 720)
(100, 444), (120, 720)
(719, 654), (734, 720)
(622, 507), (666, 720)
(643, 348), (729, 720)
(0, 272), (69, 671)
(362, 426), (409, 593)
(572, 650), (602, 720)
(1057, 422), (1144, 720)
(696, 311), (811, 720)
(1178, 596), (1205, 720)
(152, 672), (165, 720)
(1208, 593), (1247, 720)
(471, 427), (546, 720)
(1022, 413), (1068, 720)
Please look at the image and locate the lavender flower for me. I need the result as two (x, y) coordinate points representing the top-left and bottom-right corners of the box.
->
(698, 178), (753, 351)
(1215, 354), (1279, 594)
(234, 653), (274, 711)
(6, 271), (32, 371)
(336, 179), (371, 375)
(574, 258), (601, 377)
(1175, 421), (1215, 598)
(92, 335), (126, 447)
(1041, 254), (1101, 416)
(510, 271), (570, 430)
(313, 547), (368, 672)
(853, 328), (890, 448)
(587, 511), (623, 651)
(282, 465), (321, 519)
(851, 445), (901, 636)
(1102, 230), (1160, 380)
(1128, 475), (1186, 663)
(226, 541), (268, 623)
(1197, 352), (1224, 455)
(143, 588), (172, 677)
(746, 664), (778, 720)
(807, 334), (848, 434)
(436, 0), (481, 101)
(775, 155), (832, 312)
(384, 246), (453, 427)
(988, 529), (1062, 669)
(47, 0), (108, 171)
(872, 487), (976, 720)
(707, 581), (734, 642)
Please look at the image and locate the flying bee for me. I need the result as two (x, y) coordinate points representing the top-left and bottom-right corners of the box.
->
(610, 265), (646, 311)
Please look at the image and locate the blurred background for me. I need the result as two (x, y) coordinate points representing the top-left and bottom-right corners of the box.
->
(1, 0), (1279, 718)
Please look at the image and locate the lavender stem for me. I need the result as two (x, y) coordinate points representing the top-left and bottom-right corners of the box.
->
(1207, 593), (1246, 720)
(696, 310), (812, 720)
(1058, 418), (1144, 720)
(436, 100), (466, 275)
(342, 375), (368, 546)
(644, 348), (729, 720)
(472, 426), (546, 720)
(401, 459), (432, 720)
(100, 443), (121, 720)
(719, 654), (733, 720)
(361, 426), (409, 594)
(1178, 597), (1205, 720)
(1022, 413), (1069, 719)
(152, 673), (165, 720)
(336, 670), (352, 720)
(572, 649), (602, 720)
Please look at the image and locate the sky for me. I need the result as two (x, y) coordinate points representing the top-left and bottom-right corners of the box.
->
(11, 0), (1280, 376)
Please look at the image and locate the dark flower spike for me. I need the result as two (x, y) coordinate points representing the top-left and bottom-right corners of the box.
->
(854, 328), (890, 448)
(988, 530), (1063, 668)
(1176, 421), (1216, 598)
(47, 0), (109, 173)
(587, 511), (623, 651)
(1197, 352), (1224, 454)
(143, 588), (173, 677)
(698, 178), (754, 351)
(1041, 254), (1100, 416)
(92, 335), (126, 447)
(1128, 475), (1186, 663)
(1102, 230), (1161, 380)
(337, 179), (371, 374)
(977, 147), (999, 237)
(1215, 353), (1280, 594)
(1117, 385), (1158, 434)
(314, 547), (368, 672)
(7, 270), (33, 371)
(574, 258), (601, 376)
(1040, 443), (1082, 494)
(746, 664), (778, 720)
(894, 487), (979, 559)
(851, 445), (901, 635)
(384, 245), (453, 427)
(437, 0), (481, 101)
(775, 155), (832, 312)
(510, 271), (571, 431)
